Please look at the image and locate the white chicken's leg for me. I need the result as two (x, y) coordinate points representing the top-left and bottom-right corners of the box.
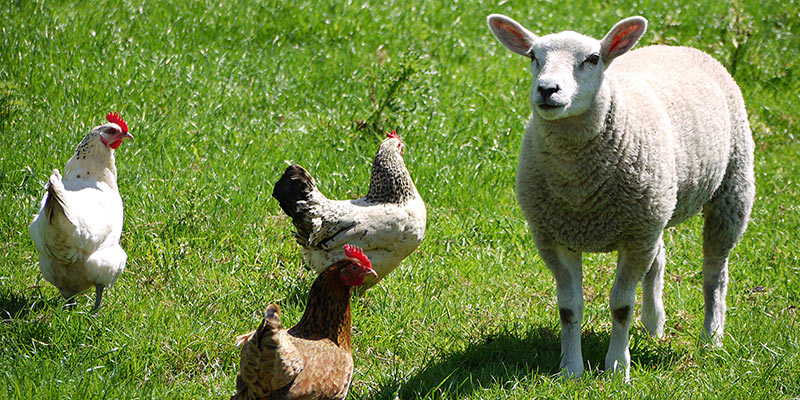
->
(93, 284), (104, 311)
(63, 298), (78, 310)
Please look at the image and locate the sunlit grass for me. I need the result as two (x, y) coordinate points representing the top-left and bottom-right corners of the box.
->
(1, 0), (798, 398)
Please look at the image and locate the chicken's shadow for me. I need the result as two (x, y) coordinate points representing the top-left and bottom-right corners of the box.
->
(368, 326), (680, 398)
(0, 286), (57, 320)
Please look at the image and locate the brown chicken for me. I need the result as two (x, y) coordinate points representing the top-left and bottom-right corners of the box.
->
(231, 245), (377, 400)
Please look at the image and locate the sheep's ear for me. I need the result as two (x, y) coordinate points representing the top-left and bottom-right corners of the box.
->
(487, 14), (537, 57)
(600, 16), (647, 64)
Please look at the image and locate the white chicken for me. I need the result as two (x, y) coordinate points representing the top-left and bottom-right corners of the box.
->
(29, 112), (133, 310)
(272, 131), (426, 289)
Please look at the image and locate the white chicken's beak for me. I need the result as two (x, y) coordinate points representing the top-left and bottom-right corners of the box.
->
(123, 132), (134, 140)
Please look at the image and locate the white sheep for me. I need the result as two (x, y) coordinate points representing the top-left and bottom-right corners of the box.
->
(487, 15), (755, 380)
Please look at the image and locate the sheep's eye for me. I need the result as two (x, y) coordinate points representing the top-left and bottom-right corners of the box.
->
(585, 53), (600, 65)
(528, 51), (538, 67)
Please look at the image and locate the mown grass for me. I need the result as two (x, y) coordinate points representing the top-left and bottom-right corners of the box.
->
(1, 0), (798, 398)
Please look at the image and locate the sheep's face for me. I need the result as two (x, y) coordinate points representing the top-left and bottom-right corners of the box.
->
(528, 32), (604, 120)
(487, 14), (648, 121)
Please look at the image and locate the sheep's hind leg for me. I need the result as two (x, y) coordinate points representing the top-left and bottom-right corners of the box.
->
(606, 243), (658, 382)
(701, 172), (754, 345)
(640, 237), (666, 338)
(538, 243), (584, 379)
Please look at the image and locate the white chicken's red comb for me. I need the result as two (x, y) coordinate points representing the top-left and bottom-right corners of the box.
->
(386, 130), (400, 140)
(343, 244), (372, 269)
(106, 112), (128, 133)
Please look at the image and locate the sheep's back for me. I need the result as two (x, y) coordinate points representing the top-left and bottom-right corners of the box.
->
(609, 45), (744, 227)
(518, 45), (747, 251)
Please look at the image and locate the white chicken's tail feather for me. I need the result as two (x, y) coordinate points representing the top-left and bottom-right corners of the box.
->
(44, 169), (75, 227)
(272, 164), (324, 245)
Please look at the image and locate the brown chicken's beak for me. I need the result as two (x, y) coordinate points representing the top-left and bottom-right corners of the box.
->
(366, 269), (378, 278)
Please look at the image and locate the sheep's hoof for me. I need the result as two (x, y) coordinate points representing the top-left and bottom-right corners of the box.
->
(642, 318), (665, 339)
(700, 323), (725, 347)
(557, 362), (584, 380)
(603, 360), (630, 383)
(701, 331), (724, 348)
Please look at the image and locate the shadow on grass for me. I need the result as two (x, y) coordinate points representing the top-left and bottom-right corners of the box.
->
(0, 286), (57, 320)
(369, 326), (681, 399)
(0, 286), (62, 350)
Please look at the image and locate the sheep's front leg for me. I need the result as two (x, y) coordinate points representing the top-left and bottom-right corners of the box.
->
(538, 244), (584, 379)
(640, 237), (666, 338)
(606, 244), (658, 381)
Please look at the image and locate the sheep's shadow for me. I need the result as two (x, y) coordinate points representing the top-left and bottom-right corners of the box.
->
(368, 326), (680, 399)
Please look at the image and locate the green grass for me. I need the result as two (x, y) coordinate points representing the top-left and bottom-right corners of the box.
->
(1, 0), (799, 398)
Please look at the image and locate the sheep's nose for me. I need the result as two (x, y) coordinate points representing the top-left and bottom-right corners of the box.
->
(538, 84), (560, 99)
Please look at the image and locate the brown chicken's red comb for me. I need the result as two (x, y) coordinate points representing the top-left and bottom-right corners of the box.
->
(386, 130), (400, 140)
(106, 112), (128, 133)
(343, 245), (372, 269)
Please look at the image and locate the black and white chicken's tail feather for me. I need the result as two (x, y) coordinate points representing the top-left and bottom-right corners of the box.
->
(272, 164), (319, 245)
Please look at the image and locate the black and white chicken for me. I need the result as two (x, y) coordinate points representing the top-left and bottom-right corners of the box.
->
(272, 131), (426, 289)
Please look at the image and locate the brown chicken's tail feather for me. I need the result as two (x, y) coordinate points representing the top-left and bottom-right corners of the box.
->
(263, 304), (281, 328)
(236, 304), (283, 347)
(231, 304), (285, 400)
(272, 164), (317, 245)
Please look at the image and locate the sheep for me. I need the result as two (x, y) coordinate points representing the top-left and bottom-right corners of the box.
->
(486, 14), (755, 381)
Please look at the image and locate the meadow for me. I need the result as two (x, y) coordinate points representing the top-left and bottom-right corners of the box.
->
(1, 0), (798, 398)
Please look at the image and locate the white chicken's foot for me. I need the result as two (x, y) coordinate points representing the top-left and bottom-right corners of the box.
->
(62, 298), (78, 310)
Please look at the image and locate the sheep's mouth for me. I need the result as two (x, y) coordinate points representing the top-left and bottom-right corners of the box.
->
(537, 102), (564, 110)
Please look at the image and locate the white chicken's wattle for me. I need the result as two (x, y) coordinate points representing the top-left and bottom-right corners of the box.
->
(272, 131), (426, 289)
(28, 112), (133, 310)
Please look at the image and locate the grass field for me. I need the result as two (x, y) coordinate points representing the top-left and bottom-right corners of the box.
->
(1, 0), (799, 398)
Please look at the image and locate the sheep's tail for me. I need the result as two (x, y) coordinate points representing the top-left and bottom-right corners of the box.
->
(272, 164), (319, 245)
